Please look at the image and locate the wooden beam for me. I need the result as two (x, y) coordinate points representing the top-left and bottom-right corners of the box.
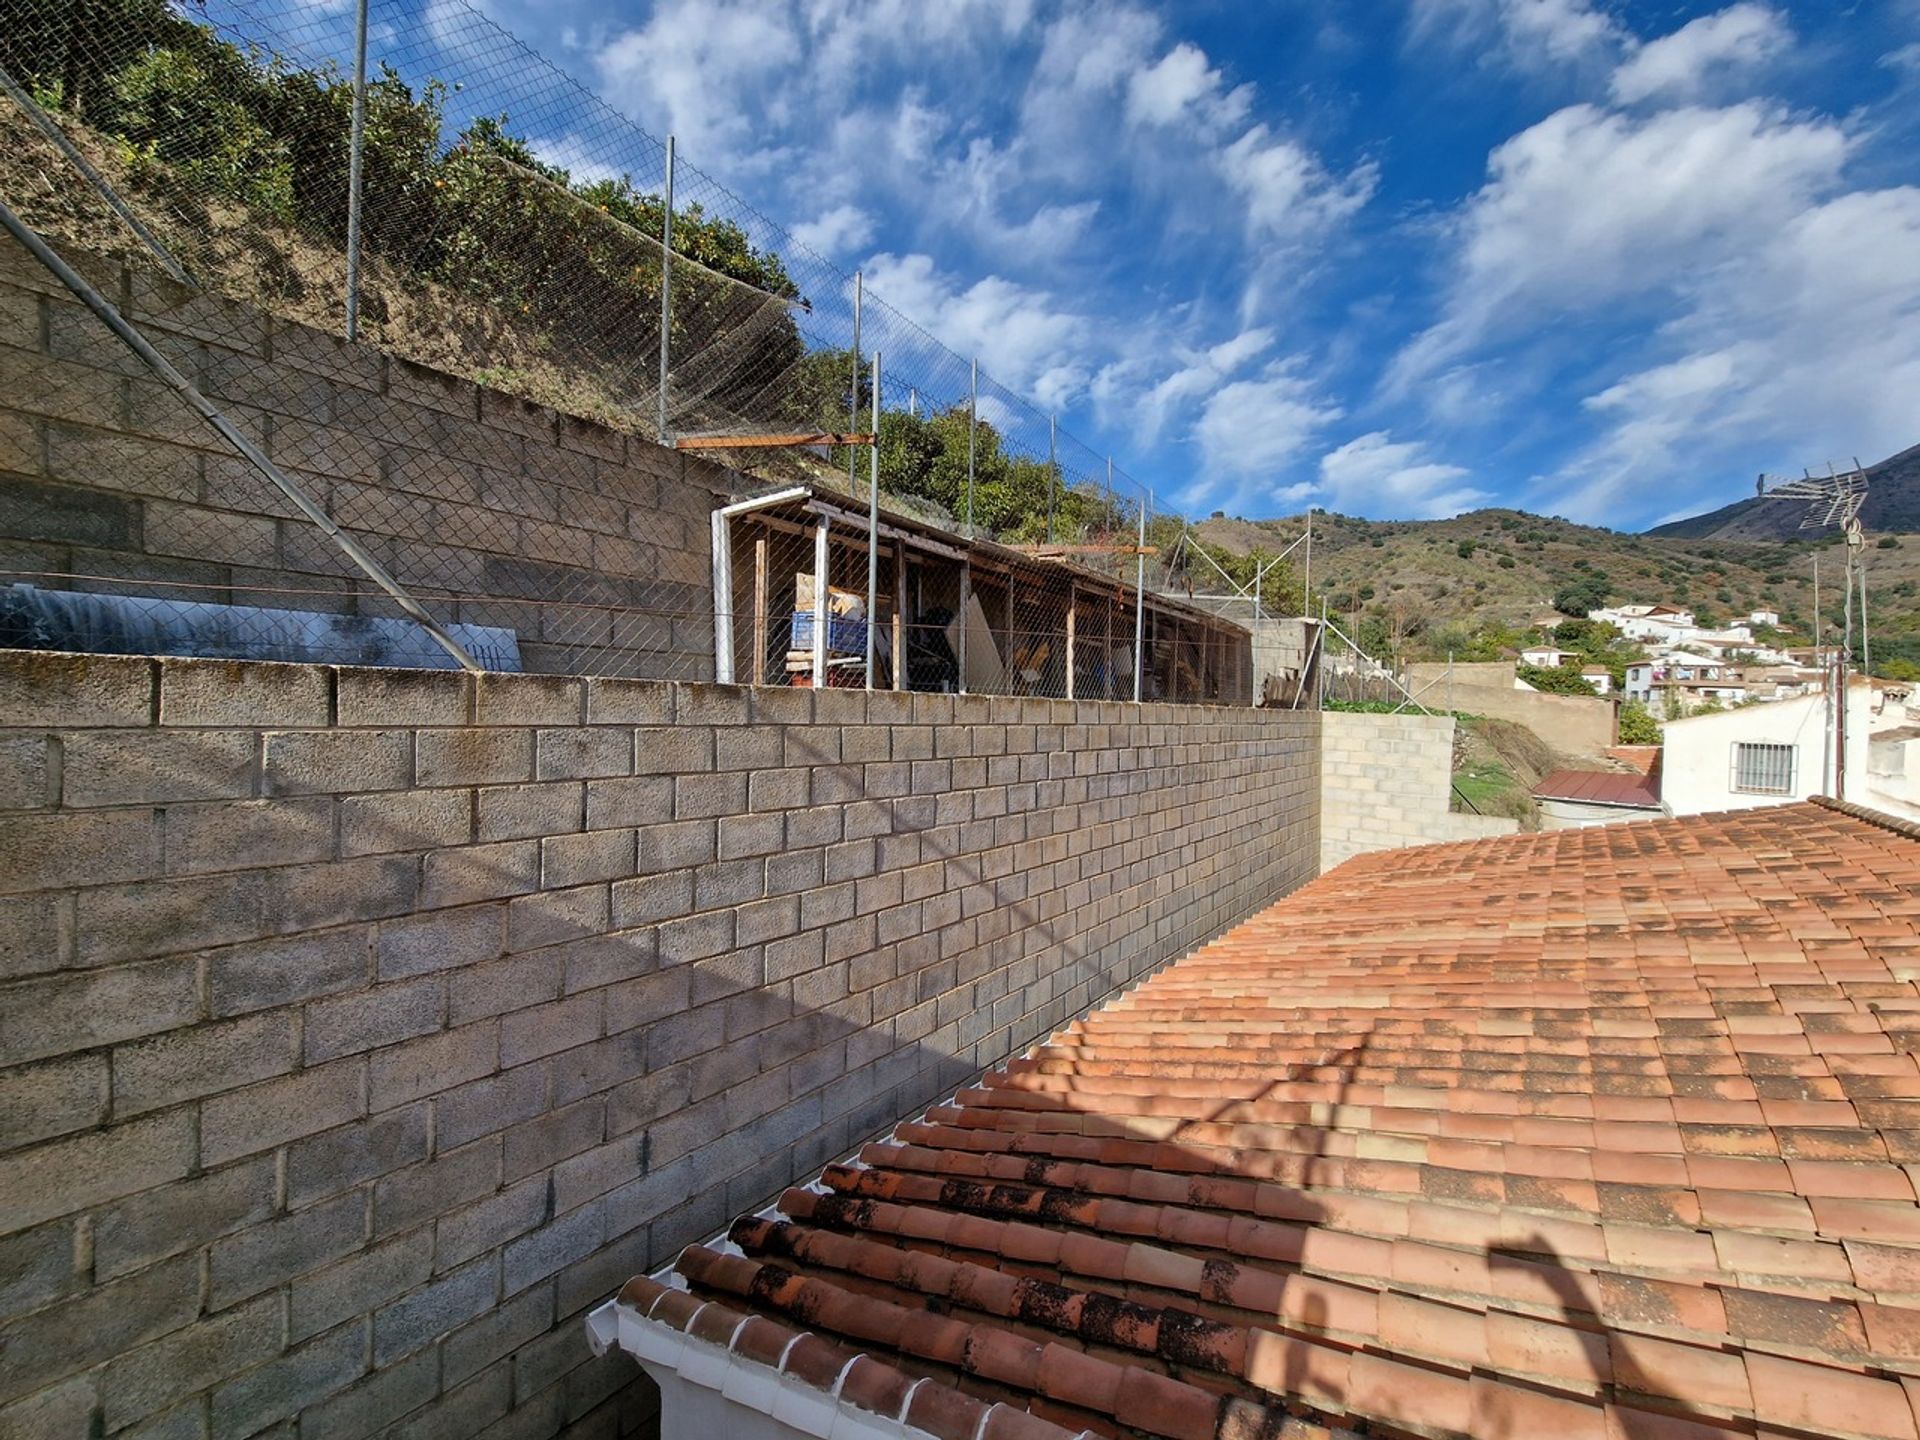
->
(751, 531), (768, 687)
(675, 432), (875, 450)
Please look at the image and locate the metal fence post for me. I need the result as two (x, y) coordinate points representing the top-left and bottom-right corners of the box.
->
(657, 135), (674, 442)
(344, 0), (369, 341)
(866, 352), (881, 690)
(848, 270), (861, 492)
(1133, 491), (1148, 702)
(1046, 413), (1057, 543)
(966, 357), (977, 532)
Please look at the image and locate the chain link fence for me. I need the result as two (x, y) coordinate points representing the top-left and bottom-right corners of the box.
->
(0, 0), (1313, 700)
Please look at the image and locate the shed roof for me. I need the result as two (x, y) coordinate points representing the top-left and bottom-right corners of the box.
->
(609, 799), (1920, 1440)
(1530, 768), (1662, 808)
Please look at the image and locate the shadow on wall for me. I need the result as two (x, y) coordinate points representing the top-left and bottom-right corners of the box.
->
(0, 651), (1317, 1440)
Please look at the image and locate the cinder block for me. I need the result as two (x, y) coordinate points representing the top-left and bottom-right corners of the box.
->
(434, 1177), (546, 1275)
(535, 728), (631, 781)
(266, 856), (418, 932)
(672, 684), (748, 726)
(502, 1203), (605, 1297)
(372, 1138), (501, 1237)
(165, 796), (334, 875)
(77, 870), (263, 965)
(583, 677), (672, 725)
(507, 885), (610, 954)
(157, 658), (329, 728)
(420, 840), (540, 909)
(0, 733), (50, 809)
(433, 1063), (549, 1152)
(305, 976), (446, 1063)
(0, 1252), (200, 1414)
(0, 808), (159, 894)
(284, 1228), (435, 1351)
(539, 829), (634, 890)
(113, 1010), (297, 1117)
(656, 910), (734, 965)
(366, 1021), (499, 1109)
(91, 1159), (277, 1283)
(0, 649), (153, 727)
(478, 781), (584, 841)
(200, 1058), (367, 1167)
(373, 1254), (497, 1366)
(286, 1105), (431, 1209)
(0, 1110), (196, 1235)
(415, 729), (533, 788)
(634, 819), (714, 873)
(447, 951), (566, 1026)
(100, 1294), (284, 1431)
(476, 674), (582, 727)
(499, 991), (603, 1068)
(208, 1316), (368, 1440)
(342, 788), (471, 857)
(0, 956), (199, 1068)
(208, 928), (370, 1016)
(336, 666), (471, 727)
(0, 1051), (107, 1149)
(376, 906), (503, 990)
(265, 730), (412, 796)
(582, 775), (671, 830)
(441, 1281), (552, 1386)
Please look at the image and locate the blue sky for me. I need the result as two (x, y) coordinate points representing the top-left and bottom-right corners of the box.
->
(390, 0), (1920, 529)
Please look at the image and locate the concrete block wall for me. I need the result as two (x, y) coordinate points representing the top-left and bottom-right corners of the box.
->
(0, 647), (1320, 1440)
(1320, 710), (1516, 871)
(0, 231), (733, 679)
(1400, 662), (1617, 758)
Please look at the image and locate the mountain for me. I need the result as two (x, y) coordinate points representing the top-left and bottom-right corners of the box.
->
(1191, 501), (1920, 673)
(1647, 443), (1920, 540)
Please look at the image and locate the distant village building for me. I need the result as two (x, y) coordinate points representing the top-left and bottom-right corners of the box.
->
(1519, 645), (1577, 668)
(1580, 665), (1613, 694)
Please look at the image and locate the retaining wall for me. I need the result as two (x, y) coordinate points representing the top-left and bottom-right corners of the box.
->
(0, 647), (1319, 1440)
(1320, 710), (1517, 871)
(1401, 661), (1617, 758)
(0, 230), (728, 679)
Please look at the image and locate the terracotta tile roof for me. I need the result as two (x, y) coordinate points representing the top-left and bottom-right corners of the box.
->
(1532, 769), (1663, 809)
(626, 799), (1920, 1440)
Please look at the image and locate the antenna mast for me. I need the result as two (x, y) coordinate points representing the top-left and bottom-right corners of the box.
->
(1768, 462), (1869, 798)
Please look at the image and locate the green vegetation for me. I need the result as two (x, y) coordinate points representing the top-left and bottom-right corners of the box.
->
(1517, 663), (1600, 697)
(1618, 702), (1661, 744)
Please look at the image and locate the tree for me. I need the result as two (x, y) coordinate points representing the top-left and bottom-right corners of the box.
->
(1552, 573), (1611, 617)
(1618, 701), (1661, 744)
(1519, 663), (1600, 697)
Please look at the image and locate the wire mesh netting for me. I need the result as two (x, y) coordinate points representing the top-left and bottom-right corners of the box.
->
(0, 0), (1293, 697)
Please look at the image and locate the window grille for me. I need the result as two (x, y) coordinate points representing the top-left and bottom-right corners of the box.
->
(1731, 742), (1796, 796)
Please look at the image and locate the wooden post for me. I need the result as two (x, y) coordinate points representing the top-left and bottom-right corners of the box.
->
(957, 561), (971, 695)
(892, 538), (906, 692)
(751, 530), (768, 686)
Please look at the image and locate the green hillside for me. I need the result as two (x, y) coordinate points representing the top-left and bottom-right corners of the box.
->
(1192, 506), (1920, 677)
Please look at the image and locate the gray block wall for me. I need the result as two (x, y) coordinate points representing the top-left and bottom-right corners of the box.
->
(0, 648), (1320, 1440)
(1319, 709), (1516, 871)
(0, 231), (731, 680)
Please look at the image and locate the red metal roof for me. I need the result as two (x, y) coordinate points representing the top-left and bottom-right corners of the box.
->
(618, 799), (1920, 1440)
(1532, 767), (1662, 808)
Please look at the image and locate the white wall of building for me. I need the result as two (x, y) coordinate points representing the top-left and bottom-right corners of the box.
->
(1662, 687), (1871, 816)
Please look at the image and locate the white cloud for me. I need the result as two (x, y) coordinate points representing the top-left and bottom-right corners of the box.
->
(1217, 127), (1378, 245)
(1193, 363), (1344, 490)
(1317, 432), (1486, 518)
(791, 204), (876, 258)
(1408, 0), (1628, 73)
(859, 251), (1095, 410)
(1119, 327), (1276, 447)
(1391, 101), (1851, 388)
(593, 1), (802, 165)
(1611, 4), (1792, 105)
(1553, 184), (1920, 517)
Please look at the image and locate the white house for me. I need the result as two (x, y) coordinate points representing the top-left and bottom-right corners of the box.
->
(1750, 609), (1781, 628)
(1580, 665), (1613, 695)
(1624, 661), (1655, 703)
(1661, 684), (1872, 816)
(1519, 645), (1576, 668)
(1867, 728), (1920, 820)
(1589, 603), (1696, 643)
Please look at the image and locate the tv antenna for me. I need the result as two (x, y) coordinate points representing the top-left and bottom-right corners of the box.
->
(1768, 460), (1870, 799)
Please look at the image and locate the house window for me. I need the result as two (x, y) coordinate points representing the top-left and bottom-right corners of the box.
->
(1731, 742), (1796, 796)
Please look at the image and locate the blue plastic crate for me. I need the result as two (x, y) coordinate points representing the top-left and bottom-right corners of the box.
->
(790, 611), (868, 654)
